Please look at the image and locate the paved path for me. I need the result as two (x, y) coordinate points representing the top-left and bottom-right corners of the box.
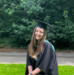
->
(0, 52), (74, 65)
(56, 52), (74, 65)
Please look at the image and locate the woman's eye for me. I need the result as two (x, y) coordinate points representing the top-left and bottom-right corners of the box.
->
(35, 30), (43, 33)
(40, 31), (43, 33)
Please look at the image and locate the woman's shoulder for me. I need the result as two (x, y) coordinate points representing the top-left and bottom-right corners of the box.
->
(44, 40), (52, 46)
(44, 40), (55, 51)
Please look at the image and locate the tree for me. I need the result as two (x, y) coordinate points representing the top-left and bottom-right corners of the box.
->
(0, 0), (74, 48)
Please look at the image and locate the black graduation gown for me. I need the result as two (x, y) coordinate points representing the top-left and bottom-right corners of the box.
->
(25, 41), (59, 75)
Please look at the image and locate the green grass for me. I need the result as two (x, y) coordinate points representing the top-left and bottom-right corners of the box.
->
(0, 64), (74, 75)
(58, 65), (74, 75)
(0, 64), (26, 75)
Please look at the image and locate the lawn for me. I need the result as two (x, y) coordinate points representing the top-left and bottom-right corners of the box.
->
(0, 64), (26, 75)
(59, 65), (74, 75)
(0, 64), (74, 75)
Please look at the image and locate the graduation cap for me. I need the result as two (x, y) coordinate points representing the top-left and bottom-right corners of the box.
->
(33, 19), (52, 32)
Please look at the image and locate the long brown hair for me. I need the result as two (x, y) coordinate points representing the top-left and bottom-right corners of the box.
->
(29, 27), (47, 58)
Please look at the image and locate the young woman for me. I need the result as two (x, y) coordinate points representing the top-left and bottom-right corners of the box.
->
(25, 20), (59, 75)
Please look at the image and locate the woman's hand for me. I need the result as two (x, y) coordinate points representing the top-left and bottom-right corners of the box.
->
(28, 67), (41, 75)
(28, 73), (36, 75)
(28, 73), (30, 75)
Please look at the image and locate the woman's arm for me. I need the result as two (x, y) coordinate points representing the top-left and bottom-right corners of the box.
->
(28, 65), (33, 74)
(28, 67), (41, 75)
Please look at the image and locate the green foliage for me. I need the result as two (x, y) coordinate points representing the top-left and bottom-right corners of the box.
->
(0, 0), (74, 48)
(20, 0), (43, 15)
(12, 20), (36, 41)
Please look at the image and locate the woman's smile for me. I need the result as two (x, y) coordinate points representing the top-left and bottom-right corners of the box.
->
(35, 35), (41, 39)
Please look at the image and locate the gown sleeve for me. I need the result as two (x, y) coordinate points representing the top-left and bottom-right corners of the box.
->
(38, 43), (56, 73)
(25, 44), (33, 75)
(27, 45), (33, 66)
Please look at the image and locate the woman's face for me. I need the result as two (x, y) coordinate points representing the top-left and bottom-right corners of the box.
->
(35, 27), (44, 41)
